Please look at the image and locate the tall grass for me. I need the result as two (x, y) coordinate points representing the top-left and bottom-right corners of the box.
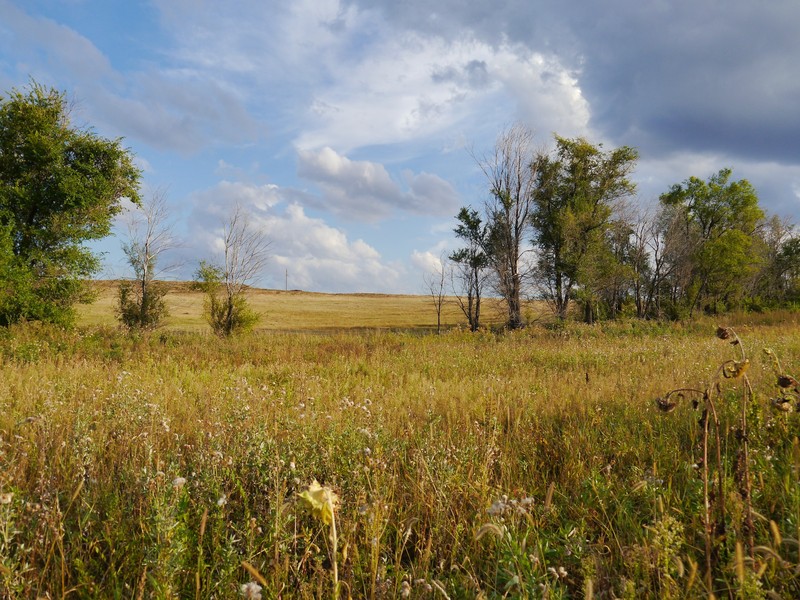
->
(1, 318), (799, 598)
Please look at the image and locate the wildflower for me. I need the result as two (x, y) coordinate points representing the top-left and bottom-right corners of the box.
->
(297, 480), (338, 525)
(217, 494), (227, 507)
(240, 581), (262, 599)
(400, 580), (411, 598)
(172, 477), (187, 490)
(487, 499), (507, 516)
(0, 492), (12, 505)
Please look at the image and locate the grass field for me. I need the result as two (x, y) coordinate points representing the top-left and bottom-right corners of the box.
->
(3, 292), (800, 598)
(75, 281), (516, 332)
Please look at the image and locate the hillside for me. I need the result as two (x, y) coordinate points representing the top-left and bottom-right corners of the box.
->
(76, 280), (517, 331)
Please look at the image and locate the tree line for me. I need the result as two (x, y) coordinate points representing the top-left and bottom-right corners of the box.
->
(1, 83), (798, 334)
(445, 124), (800, 330)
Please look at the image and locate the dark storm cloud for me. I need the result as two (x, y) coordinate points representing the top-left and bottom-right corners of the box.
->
(346, 0), (800, 165)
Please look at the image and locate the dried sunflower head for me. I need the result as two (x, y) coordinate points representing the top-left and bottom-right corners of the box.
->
(716, 326), (732, 340)
(777, 375), (797, 389)
(771, 398), (793, 413)
(723, 359), (750, 379)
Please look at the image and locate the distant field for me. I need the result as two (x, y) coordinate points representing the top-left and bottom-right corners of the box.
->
(76, 280), (525, 331)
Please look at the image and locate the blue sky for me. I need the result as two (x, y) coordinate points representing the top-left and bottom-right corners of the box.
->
(1, 0), (799, 293)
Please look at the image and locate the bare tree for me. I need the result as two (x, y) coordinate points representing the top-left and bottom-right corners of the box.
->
(196, 205), (271, 336)
(474, 123), (540, 328)
(423, 255), (448, 334)
(117, 190), (180, 329)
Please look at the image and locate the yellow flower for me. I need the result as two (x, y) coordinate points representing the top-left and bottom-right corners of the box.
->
(723, 359), (750, 379)
(298, 480), (338, 526)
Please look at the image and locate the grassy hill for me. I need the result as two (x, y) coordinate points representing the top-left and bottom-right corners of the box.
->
(76, 280), (522, 331)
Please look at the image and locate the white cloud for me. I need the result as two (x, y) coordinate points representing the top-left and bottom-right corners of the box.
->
(297, 147), (459, 221)
(295, 32), (589, 152)
(410, 250), (443, 274)
(184, 181), (405, 292)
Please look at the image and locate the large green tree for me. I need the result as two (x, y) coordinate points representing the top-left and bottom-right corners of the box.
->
(660, 168), (764, 314)
(0, 82), (140, 326)
(531, 136), (638, 321)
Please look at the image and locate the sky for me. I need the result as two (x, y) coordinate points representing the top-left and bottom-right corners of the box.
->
(1, 0), (799, 293)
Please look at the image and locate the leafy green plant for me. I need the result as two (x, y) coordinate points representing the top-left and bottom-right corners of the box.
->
(194, 261), (259, 337)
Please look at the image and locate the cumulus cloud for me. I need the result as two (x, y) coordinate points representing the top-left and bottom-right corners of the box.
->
(182, 181), (405, 292)
(297, 147), (459, 221)
(294, 33), (589, 152)
(410, 250), (443, 274)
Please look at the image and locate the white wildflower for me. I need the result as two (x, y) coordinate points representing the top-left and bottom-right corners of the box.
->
(172, 477), (187, 490)
(240, 581), (262, 599)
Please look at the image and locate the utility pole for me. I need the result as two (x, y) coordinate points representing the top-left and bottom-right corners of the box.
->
(285, 268), (288, 292)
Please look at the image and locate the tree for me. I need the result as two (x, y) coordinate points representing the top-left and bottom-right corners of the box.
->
(423, 254), (448, 334)
(475, 124), (540, 328)
(736, 215), (800, 308)
(117, 191), (179, 330)
(195, 205), (270, 336)
(531, 136), (638, 321)
(660, 169), (765, 314)
(0, 81), (140, 326)
(629, 203), (694, 319)
(449, 206), (490, 331)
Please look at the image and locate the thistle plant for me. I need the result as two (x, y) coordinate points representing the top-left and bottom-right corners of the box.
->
(298, 480), (340, 599)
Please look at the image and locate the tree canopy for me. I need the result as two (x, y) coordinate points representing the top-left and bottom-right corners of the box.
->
(0, 81), (140, 326)
(531, 136), (638, 321)
(660, 168), (765, 314)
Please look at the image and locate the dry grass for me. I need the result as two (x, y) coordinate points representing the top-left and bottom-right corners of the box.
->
(2, 308), (800, 598)
(76, 281), (518, 331)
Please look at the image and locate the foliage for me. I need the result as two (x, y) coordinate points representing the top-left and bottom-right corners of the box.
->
(195, 260), (259, 336)
(0, 81), (140, 326)
(117, 279), (169, 330)
(450, 206), (490, 331)
(195, 206), (269, 337)
(660, 169), (765, 315)
(531, 136), (638, 322)
(116, 192), (177, 330)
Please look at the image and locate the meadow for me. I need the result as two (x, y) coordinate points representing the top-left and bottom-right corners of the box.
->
(1, 286), (800, 598)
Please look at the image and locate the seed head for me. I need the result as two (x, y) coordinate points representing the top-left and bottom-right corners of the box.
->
(716, 326), (732, 340)
(240, 581), (263, 600)
(771, 398), (793, 413)
(656, 396), (677, 413)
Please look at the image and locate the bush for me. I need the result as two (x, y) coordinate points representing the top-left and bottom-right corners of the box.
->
(117, 280), (169, 330)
